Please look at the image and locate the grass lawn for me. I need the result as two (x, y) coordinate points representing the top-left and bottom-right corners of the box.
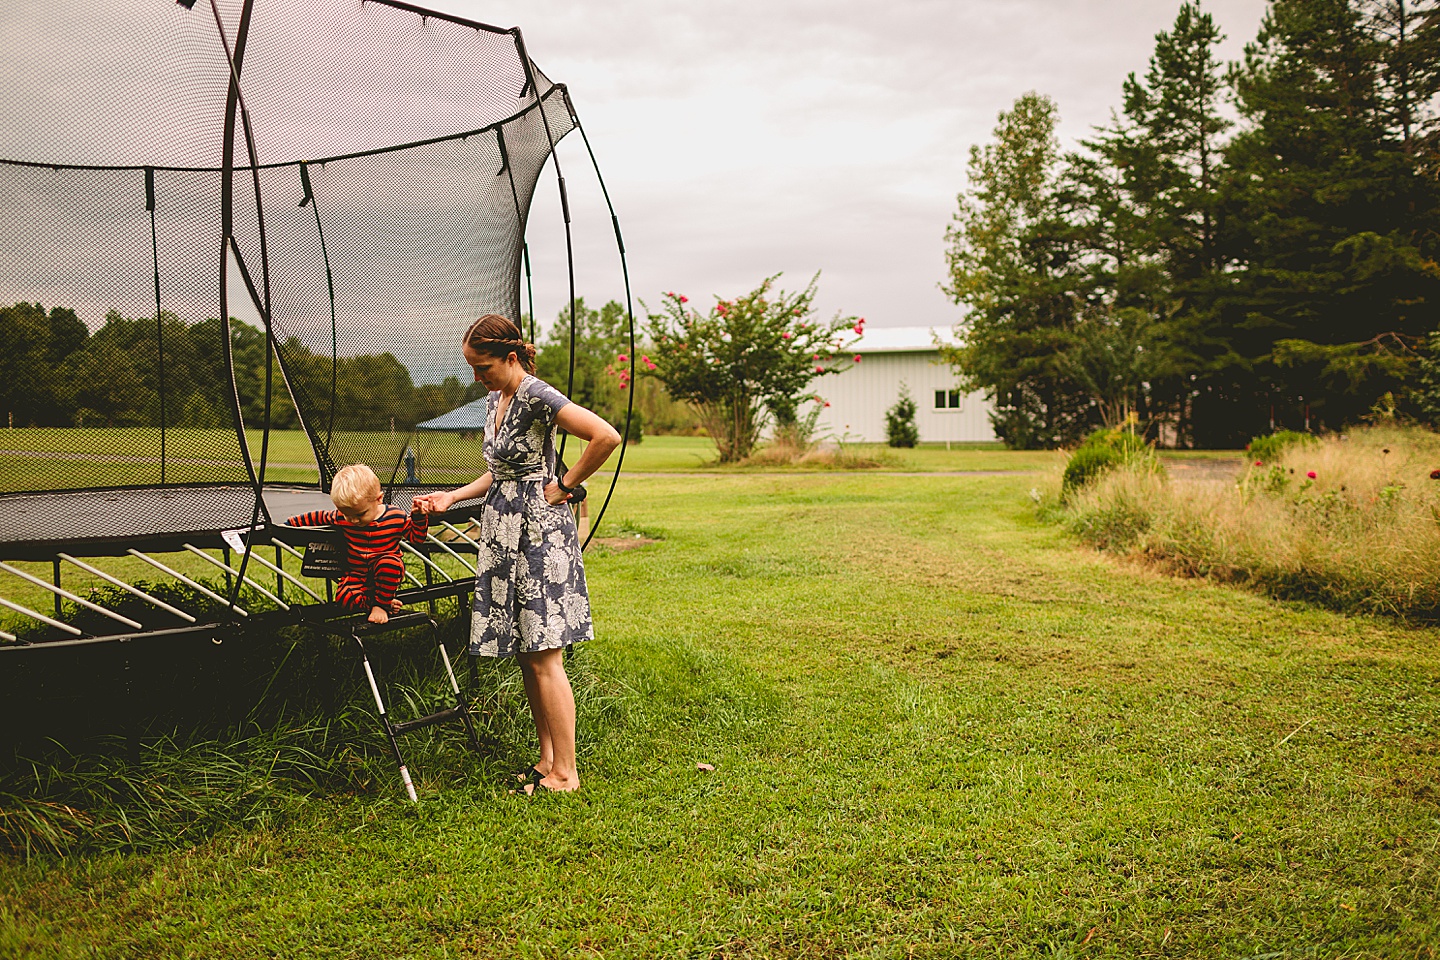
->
(3, 473), (1436, 957)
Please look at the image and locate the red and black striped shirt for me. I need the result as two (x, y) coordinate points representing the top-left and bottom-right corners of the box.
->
(285, 504), (429, 570)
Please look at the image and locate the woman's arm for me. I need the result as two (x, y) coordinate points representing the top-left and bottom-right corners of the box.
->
(546, 403), (622, 505)
(414, 471), (493, 515)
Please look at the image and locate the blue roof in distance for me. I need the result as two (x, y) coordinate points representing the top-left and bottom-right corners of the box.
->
(416, 396), (488, 431)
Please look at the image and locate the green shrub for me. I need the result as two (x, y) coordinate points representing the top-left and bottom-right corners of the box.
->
(1247, 429), (1316, 463)
(1062, 428), (1153, 494)
(884, 385), (919, 448)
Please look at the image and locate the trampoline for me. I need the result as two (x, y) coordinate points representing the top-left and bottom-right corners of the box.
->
(0, 0), (636, 648)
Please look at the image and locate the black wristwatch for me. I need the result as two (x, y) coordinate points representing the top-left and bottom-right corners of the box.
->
(555, 475), (576, 494)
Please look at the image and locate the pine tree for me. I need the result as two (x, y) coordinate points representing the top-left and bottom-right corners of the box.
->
(942, 93), (1096, 448)
(1216, 0), (1440, 435)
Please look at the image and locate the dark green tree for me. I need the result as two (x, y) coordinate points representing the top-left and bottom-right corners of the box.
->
(1216, 0), (1440, 435)
(0, 302), (61, 426)
(535, 298), (630, 428)
(942, 93), (1097, 448)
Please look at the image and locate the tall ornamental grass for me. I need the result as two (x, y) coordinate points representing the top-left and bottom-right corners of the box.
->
(1066, 426), (1440, 619)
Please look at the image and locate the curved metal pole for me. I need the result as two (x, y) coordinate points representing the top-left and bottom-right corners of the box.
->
(572, 112), (636, 551)
(209, 0), (273, 612)
(512, 30), (578, 463)
(299, 161), (340, 479)
(214, 0), (260, 509)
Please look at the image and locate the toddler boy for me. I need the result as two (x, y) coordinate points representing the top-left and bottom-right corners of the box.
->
(285, 464), (429, 624)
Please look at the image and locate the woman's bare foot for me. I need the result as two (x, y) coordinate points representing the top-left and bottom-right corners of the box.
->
(367, 605), (389, 624)
(526, 772), (579, 794)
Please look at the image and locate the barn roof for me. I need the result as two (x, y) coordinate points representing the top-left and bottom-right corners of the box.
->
(851, 325), (960, 354)
(416, 396), (488, 431)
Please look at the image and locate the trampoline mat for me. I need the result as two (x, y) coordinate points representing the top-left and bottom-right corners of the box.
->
(0, 484), (485, 558)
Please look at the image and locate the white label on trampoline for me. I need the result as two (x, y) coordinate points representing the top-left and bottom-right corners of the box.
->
(221, 529), (249, 555)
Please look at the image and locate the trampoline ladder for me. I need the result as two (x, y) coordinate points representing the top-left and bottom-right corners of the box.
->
(342, 612), (479, 803)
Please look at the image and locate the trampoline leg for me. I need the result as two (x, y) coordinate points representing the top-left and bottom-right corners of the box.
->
(351, 630), (417, 803)
(432, 619), (479, 751)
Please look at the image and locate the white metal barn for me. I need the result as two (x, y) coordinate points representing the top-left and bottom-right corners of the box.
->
(810, 326), (996, 444)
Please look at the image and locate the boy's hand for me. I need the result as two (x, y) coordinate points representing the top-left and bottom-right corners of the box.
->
(368, 605), (390, 625)
(413, 492), (455, 515)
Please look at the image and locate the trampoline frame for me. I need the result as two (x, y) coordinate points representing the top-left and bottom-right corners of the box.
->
(0, 0), (636, 653)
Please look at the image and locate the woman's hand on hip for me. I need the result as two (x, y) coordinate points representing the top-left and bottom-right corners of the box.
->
(543, 481), (572, 506)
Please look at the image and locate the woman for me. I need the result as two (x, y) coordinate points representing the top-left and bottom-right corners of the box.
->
(415, 314), (620, 795)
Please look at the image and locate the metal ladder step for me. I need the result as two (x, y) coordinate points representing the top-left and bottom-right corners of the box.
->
(391, 705), (466, 736)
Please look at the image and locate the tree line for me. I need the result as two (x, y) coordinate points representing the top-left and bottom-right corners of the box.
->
(0, 302), (477, 432)
(944, 0), (1440, 447)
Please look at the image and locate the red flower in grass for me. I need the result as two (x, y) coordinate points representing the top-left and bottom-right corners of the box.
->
(1255, 460), (1263, 466)
(815, 366), (824, 373)
(781, 332), (792, 339)
(1430, 469), (1440, 480)
(1306, 471), (1317, 479)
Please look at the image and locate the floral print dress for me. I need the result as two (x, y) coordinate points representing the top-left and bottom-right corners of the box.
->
(470, 375), (593, 658)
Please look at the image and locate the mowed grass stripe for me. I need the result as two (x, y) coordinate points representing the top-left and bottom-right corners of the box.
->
(1, 473), (1436, 958)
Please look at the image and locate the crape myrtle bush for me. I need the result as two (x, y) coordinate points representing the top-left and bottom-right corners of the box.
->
(1064, 425), (1440, 620)
(644, 275), (861, 462)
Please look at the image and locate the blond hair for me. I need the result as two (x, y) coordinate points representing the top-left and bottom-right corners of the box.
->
(330, 463), (381, 510)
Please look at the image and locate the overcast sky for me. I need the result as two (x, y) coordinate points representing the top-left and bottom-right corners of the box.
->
(434, 0), (1270, 336)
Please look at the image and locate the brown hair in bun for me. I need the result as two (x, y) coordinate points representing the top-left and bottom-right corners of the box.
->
(463, 314), (536, 373)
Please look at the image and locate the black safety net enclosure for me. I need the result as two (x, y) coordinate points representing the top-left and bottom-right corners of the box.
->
(0, 0), (634, 662)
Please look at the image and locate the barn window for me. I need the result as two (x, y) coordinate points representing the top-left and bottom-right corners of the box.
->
(934, 390), (963, 410)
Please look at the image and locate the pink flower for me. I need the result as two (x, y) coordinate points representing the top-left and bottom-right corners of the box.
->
(793, 309), (802, 316)
(854, 354), (862, 363)
(853, 325), (864, 335)
(812, 353), (820, 360)
(1306, 471), (1316, 479)
(679, 295), (688, 303)
(1255, 460), (1263, 466)
(823, 401), (831, 408)
(782, 332), (792, 339)
(617, 353), (629, 363)
(815, 365), (824, 373)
